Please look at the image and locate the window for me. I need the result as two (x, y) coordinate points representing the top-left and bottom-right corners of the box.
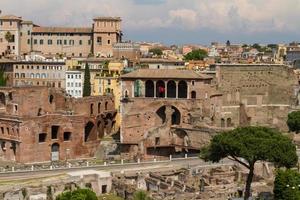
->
(97, 37), (102, 45)
(88, 40), (91, 45)
(27, 30), (30, 35)
(64, 40), (67, 45)
(108, 40), (110, 44)
(34, 39), (37, 44)
(63, 132), (71, 141)
(0, 21), (2, 26)
(38, 133), (47, 143)
(69, 40), (74, 45)
(27, 39), (30, 45)
(108, 79), (111, 85)
(51, 126), (59, 139)
(79, 40), (82, 45)
(57, 40), (62, 45)
(10, 21), (12, 26)
(40, 39), (43, 45)
(48, 39), (52, 45)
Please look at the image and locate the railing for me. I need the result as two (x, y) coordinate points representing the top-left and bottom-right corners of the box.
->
(0, 154), (233, 174)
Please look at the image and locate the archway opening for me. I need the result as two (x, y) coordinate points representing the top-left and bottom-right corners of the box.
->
(171, 106), (181, 125)
(156, 80), (165, 98)
(156, 106), (166, 124)
(167, 81), (176, 98)
(84, 121), (95, 142)
(145, 80), (154, 97)
(221, 118), (225, 127)
(134, 80), (142, 97)
(51, 143), (60, 161)
(178, 81), (187, 98)
(49, 95), (54, 104)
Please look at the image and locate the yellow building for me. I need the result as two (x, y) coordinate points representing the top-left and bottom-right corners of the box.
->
(91, 60), (124, 130)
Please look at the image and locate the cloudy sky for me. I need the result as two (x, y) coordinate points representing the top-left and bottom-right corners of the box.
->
(1, 0), (300, 45)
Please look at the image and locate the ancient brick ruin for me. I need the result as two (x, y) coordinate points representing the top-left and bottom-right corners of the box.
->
(0, 86), (116, 163)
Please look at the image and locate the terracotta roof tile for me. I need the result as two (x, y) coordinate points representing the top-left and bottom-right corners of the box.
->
(32, 27), (92, 34)
(121, 69), (212, 80)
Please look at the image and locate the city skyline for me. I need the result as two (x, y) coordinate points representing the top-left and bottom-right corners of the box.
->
(1, 0), (300, 45)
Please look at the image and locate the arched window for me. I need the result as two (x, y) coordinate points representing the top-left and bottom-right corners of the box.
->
(30, 73), (35, 78)
(221, 118), (225, 127)
(90, 103), (94, 115)
(124, 90), (129, 98)
(98, 102), (101, 113)
(41, 73), (46, 79)
(105, 101), (108, 110)
(156, 80), (165, 98)
(145, 80), (154, 97)
(171, 106), (181, 125)
(49, 95), (54, 104)
(191, 91), (196, 99)
(36, 73), (40, 79)
(178, 81), (187, 98)
(167, 81), (176, 98)
(134, 80), (142, 97)
(15, 73), (19, 78)
(227, 118), (232, 127)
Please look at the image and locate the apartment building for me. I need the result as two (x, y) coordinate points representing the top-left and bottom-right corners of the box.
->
(13, 61), (66, 88)
(66, 70), (83, 98)
(0, 15), (122, 58)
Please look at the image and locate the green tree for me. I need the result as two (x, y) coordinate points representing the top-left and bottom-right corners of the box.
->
(56, 188), (97, 200)
(83, 63), (91, 97)
(267, 44), (279, 50)
(149, 48), (163, 56)
(184, 49), (208, 61)
(133, 190), (152, 200)
(287, 111), (300, 133)
(200, 126), (298, 200)
(252, 43), (263, 52)
(0, 70), (7, 86)
(5, 31), (13, 43)
(274, 169), (300, 200)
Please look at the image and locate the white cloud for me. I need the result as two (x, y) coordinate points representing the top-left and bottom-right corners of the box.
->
(1, 0), (300, 41)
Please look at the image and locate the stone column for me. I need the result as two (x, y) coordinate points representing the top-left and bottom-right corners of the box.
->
(165, 81), (168, 98)
(187, 83), (190, 99)
(175, 81), (178, 99)
(154, 80), (157, 98)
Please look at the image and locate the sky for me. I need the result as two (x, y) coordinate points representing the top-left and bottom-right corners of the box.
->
(1, 0), (300, 45)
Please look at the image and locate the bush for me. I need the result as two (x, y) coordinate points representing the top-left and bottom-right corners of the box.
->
(274, 169), (300, 200)
(56, 188), (97, 200)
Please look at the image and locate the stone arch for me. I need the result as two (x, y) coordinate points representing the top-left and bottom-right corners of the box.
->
(145, 80), (154, 97)
(178, 81), (187, 98)
(171, 106), (181, 125)
(167, 80), (176, 98)
(84, 121), (96, 142)
(156, 80), (165, 98)
(0, 92), (5, 106)
(156, 106), (166, 124)
(191, 91), (196, 99)
(51, 143), (59, 152)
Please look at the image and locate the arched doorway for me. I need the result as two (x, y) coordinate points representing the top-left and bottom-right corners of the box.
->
(145, 80), (154, 97)
(191, 91), (196, 99)
(156, 80), (165, 98)
(178, 81), (187, 98)
(84, 121), (95, 142)
(51, 143), (59, 161)
(167, 81), (176, 98)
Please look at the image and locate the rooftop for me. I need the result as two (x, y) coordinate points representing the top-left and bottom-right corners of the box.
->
(93, 17), (121, 21)
(121, 69), (212, 80)
(0, 15), (22, 21)
(140, 58), (185, 64)
(32, 27), (92, 34)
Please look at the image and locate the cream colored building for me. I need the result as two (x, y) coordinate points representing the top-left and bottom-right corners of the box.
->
(0, 15), (122, 58)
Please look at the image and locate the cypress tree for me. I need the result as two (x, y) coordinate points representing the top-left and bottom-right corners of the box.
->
(83, 63), (91, 97)
(0, 70), (7, 86)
